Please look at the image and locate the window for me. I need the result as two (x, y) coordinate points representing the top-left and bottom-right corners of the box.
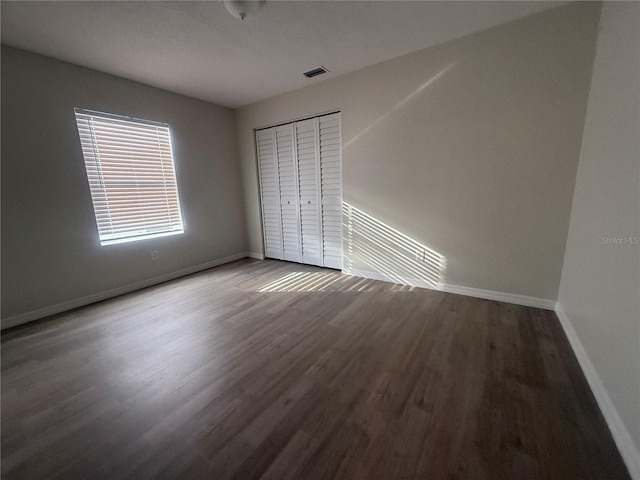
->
(74, 108), (184, 245)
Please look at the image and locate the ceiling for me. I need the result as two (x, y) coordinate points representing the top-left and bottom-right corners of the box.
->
(1, 1), (566, 108)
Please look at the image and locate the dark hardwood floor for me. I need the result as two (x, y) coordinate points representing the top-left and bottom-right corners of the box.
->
(1, 259), (630, 479)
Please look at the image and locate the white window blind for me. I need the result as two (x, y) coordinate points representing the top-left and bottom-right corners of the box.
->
(74, 108), (184, 246)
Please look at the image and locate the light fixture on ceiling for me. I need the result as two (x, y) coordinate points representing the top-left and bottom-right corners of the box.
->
(221, 0), (265, 21)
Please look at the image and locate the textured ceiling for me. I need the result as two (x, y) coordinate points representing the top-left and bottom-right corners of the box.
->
(1, 1), (566, 108)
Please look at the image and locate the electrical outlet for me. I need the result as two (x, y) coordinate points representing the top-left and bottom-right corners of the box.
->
(151, 250), (159, 260)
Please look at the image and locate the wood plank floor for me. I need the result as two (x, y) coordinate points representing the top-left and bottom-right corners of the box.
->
(1, 259), (630, 480)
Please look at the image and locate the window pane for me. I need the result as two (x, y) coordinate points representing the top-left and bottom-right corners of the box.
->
(74, 108), (184, 246)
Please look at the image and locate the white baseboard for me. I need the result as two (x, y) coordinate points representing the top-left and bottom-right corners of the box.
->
(345, 268), (555, 310)
(555, 303), (640, 480)
(246, 251), (265, 260)
(440, 284), (556, 310)
(1, 252), (258, 330)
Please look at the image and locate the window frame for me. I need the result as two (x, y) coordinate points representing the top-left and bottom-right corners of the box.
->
(74, 108), (185, 246)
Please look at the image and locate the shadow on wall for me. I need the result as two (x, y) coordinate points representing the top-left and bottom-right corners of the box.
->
(343, 202), (446, 289)
(343, 62), (456, 148)
(257, 204), (446, 292)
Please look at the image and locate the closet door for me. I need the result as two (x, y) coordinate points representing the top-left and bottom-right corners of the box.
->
(319, 113), (343, 270)
(257, 113), (342, 269)
(256, 129), (283, 259)
(295, 118), (323, 266)
(275, 124), (303, 263)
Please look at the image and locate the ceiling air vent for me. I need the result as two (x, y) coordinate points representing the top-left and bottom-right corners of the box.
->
(303, 67), (329, 79)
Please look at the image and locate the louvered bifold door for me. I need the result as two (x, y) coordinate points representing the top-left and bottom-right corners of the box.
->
(295, 118), (323, 266)
(319, 113), (343, 270)
(257, 114), (342, 269)
(256, 129), (283, 260)
(276, 124), (303, 263)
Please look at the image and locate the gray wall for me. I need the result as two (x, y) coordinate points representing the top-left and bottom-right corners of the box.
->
(237, 3), (600, 301)
(558, 1), (640, 459)
(1, 46), (248, 324)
